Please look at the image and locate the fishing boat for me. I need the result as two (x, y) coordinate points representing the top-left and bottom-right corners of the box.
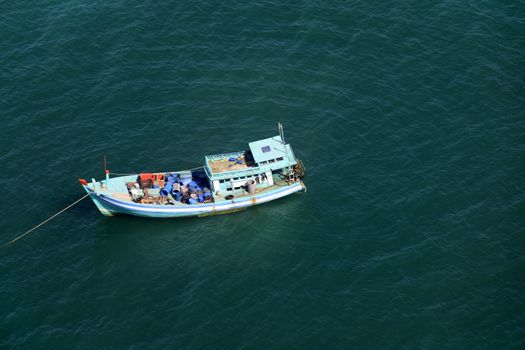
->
(79, 123), (306, 218)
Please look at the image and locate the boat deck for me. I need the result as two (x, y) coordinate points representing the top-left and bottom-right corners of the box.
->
(105, 174), (291, 206)
(212, 176), (288, 202)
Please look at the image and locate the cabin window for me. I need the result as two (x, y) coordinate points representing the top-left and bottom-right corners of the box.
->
(226, 187), (232, 191)
(261, 146), (271, 153)
(269, 159), (275, 163)
(260, 161), (267, 165)
(220, 180), (225, 183)
(276, 157), (284, 161)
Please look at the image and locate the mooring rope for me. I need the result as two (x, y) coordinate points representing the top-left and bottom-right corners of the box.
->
(0, 193), (91, 249)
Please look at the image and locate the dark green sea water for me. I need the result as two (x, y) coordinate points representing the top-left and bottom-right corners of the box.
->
(1, 1), (524, 349)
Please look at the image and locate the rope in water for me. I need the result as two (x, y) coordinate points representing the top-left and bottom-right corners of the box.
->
(0, 193), (91, 249)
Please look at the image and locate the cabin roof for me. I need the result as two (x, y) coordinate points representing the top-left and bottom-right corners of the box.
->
(249, 135), (293, 164)
(203, 135), (297, 181)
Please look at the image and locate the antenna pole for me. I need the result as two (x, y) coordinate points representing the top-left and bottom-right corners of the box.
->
(104, 155), (109, 185)
(278, 122), (292, 166)
(278, 122), (285, 145)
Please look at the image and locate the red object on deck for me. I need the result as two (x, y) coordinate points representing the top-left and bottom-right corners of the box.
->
(79, 178), (88, 186)
(139, 173), (155, 181)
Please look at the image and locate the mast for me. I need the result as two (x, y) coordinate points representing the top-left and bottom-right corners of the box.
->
(278, 122), (285, 145)
(278, 122), (292, 166)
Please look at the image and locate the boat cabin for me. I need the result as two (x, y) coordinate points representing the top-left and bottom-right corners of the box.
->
(204, 135), (297, 196)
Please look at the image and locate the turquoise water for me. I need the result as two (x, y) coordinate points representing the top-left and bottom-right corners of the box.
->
(1, 1), (524, 348)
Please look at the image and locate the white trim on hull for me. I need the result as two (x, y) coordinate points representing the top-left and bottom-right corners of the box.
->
(83, 182), (304, 218)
